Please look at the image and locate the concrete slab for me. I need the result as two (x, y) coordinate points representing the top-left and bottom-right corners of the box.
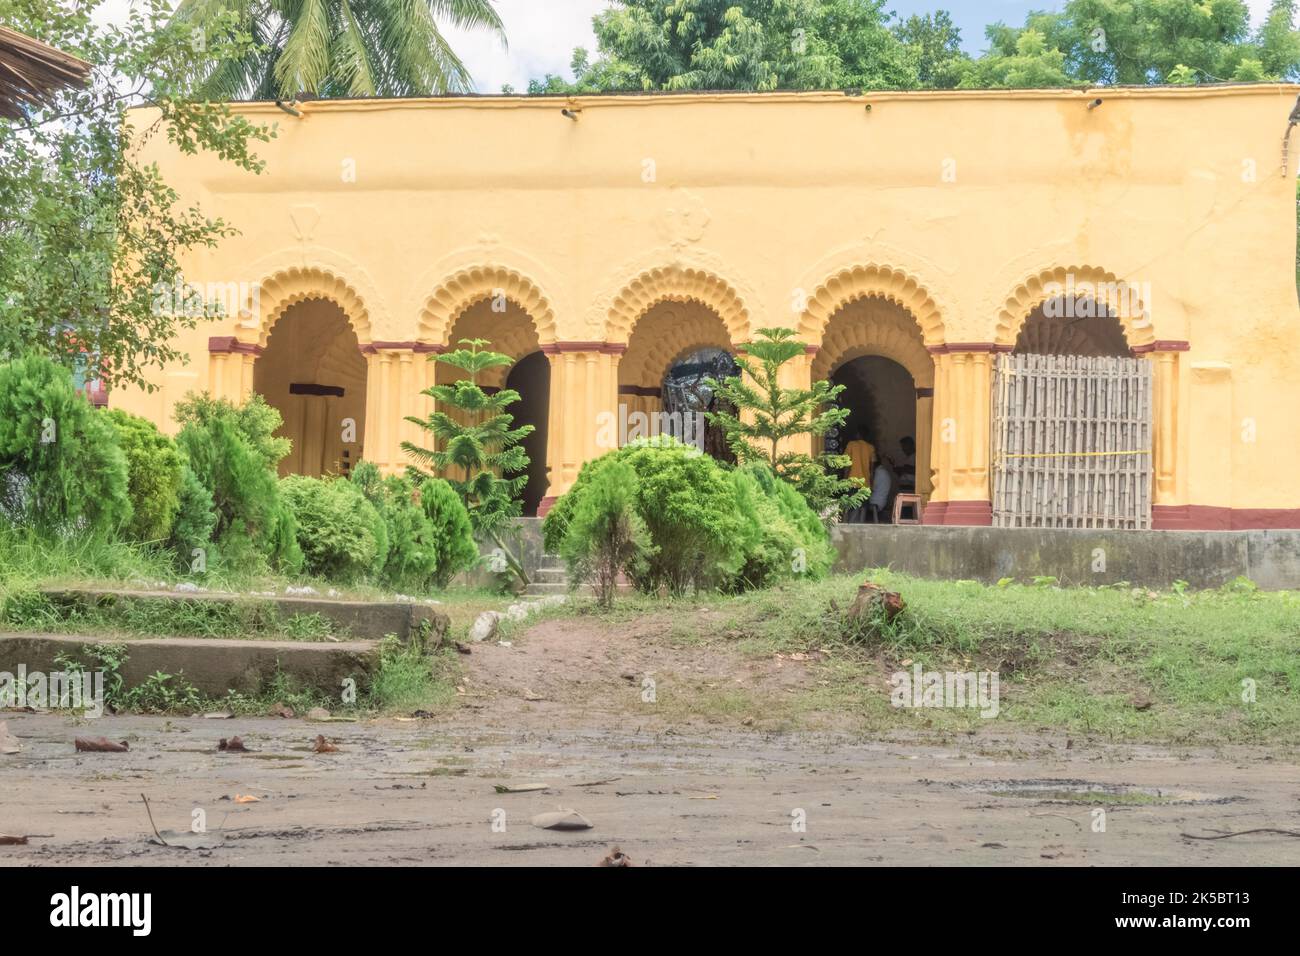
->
(0, 632), (377, 697)
(39, 588), (449, 645)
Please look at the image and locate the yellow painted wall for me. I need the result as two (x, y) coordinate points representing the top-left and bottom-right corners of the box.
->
(114, 86), (1300, 526)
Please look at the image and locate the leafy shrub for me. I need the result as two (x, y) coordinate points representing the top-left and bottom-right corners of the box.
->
(280, 475), (387, 583)
(350, 461), (440, 592)
(559, 460), (652, 606)
(0, 353), (131, 535)
(174, 393), (300, 573)
(545, 438), (750, 595)
(168, 463), (217, 571)
(420, 476), (480, 588)
(730, 462), (834, 589)
(104, 409), (183, 542)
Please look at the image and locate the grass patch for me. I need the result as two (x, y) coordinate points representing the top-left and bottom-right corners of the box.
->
(567, 570), (1300, 745)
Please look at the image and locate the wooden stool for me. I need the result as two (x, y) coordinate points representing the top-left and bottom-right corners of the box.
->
(892, 494), (923, 525)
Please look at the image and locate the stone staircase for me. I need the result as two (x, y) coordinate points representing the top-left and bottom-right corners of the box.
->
(524, 552), (570, 596)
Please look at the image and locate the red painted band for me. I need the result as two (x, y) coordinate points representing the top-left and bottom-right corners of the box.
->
(1153, 505), (1300, 531)
(208, 336), (263, 356)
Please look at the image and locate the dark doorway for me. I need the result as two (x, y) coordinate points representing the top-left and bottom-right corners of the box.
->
(505, 351), (550, 517)
(831, 355), (917, 521)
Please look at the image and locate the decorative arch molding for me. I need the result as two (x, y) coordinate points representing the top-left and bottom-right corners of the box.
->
(994, 264), (1157, 350)
(417, 263), (558, 348)
(797, 262), (946, 348)
(242, 246), (386, 348)
(620, 304), (734, 386)
(591, 248), (757, 346)
(813, 300), (934, 387)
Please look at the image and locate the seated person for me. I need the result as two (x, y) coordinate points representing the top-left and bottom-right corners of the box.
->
(869, 459), (894, 523)
(896, 436), (917, 494)
(843, 426), (876, 523)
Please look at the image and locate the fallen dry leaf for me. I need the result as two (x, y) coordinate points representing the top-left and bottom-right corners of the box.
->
(312, 735), (338, 753)
(74, 736), (128, 753)
(233, 794), (260, 804)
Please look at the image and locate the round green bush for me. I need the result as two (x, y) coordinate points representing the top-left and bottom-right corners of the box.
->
(280, 475), (387, 583)
(0, 353), (131, 535)
(728, 462), (834, 589)
(174, 393), (301, 574)
(420, 476), (480, 588)
(350, 461), (443, 592)
(104, 409), (183, 542)
(545, 440), (834, 596)
(544, 437), (750, 595)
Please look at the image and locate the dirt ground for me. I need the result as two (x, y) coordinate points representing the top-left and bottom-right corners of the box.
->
(2, 615), (1299, 867)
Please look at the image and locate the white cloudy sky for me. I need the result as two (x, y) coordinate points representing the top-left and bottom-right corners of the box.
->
(95, 0), (1282, 94)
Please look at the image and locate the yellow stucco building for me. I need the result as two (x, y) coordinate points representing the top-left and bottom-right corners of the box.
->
(117, 85), (1300, 529)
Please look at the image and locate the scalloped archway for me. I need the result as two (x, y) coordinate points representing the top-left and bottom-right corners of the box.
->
(603, 264), (750, 346)
(798, 264), (944, 349)
(417, 265), (557, 348)
(813, 299), (935, 387)
(996, 265), (1155, 350)
(253, 266), (373, 347)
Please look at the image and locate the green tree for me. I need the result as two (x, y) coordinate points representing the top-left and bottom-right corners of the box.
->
(172, 0), (505, 99)
(892, 10), (967, 88)
(559, 460), (651, 607)
(964, 1), (1300, 88)
(0, 353), (131, 536)
(704, 327), (867, 516)
(530, 0), (916, 93)
(402, 339), (533, 585)
(0, 0), (275, 392)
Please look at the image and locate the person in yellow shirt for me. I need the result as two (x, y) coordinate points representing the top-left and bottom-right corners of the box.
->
(843, 426), (875, 522)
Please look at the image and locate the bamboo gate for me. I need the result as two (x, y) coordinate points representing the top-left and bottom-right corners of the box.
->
(991, 354), (1153, 529)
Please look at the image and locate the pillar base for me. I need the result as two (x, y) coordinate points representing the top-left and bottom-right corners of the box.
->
(1154, 505), (1300, 531)
(538, 496), (557, 517)
(922, 500), (992, 526)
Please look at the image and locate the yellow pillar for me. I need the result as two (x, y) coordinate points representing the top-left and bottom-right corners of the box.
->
(915, 389), (934, 500)
(1137, 340), (1190, 527)
(206, 337), (258, 404)
(359, 345), (409, 476)
(541, 344), (622, 508)
(926, 346), (995, 525)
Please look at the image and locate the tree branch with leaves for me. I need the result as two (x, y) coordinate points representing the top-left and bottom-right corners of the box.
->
(705, 327), (867, 518)
(401, 338), (534, 586)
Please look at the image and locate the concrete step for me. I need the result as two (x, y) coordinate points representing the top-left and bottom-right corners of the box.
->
(0, 632), (377, 697)
(524, 582), (571, 596)
(39, 588), (448, 645)
(532, 567), (568, 584)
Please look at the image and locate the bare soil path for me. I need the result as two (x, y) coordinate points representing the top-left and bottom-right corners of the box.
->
(2, 614), (1298, 867)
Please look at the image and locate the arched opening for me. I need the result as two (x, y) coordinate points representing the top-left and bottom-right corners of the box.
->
(830, 356), (917, 520)
(504, 351), (550, 517)
(1014, 297), (1131, 357)
(813, 296), (934, 519)
(253, 297), (367, 477)
(619, 300), (736, 458)
(437, 297), (549, 513)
